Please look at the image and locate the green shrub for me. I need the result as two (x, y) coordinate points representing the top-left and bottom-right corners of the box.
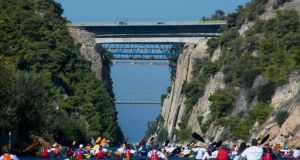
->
(249, 102), (272, 125)
(275, 110), (289, 126)
(257, 83), (276, 103)
(274, 9), (300, 37)
(219, 117), (239, 139)
(233, 118), (255, 140)
(157, 127), (169, 143)
(167, 85), (172, 93)
(202, 61), (220, 78)
(200, 118), (213, 134)
(197, 116), (203, 126)
(201, 123), (209, 134)
(145, 121), (158, 140)
(219, 29), (239, 46)
(211, 10), (226, 20)
(183, 83), (203, 108)
(246, 90), (257, 104)
(276, 0), (291, 6)
(161, 94), (167, 104)
(220, 116), (255, 141)
(207, 38), (219, 54)
(241, 68), (261, 88)
(174, 125), (192, 141)
(145, 115), (165, 140)
(209, 89), (236, 119)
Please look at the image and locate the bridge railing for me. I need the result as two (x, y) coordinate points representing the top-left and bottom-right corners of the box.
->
(100, 42), (183, 60)
(70, 20), (227, 27)
(115, 91), (162, 104)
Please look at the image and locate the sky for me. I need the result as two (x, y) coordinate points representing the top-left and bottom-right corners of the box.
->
(56, 0), (250, 22)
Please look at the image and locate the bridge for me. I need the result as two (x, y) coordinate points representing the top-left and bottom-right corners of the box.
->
(112, 60), (169, 65)
(115, 91), (162, 104)
(71, 20), (226, 60)
(101, 42), (183, 60)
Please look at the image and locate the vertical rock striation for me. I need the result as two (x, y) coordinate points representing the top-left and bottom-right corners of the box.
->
(160, 40), (209, 137)
(68, 26), (103, 80)
(153, 0), (300, 146)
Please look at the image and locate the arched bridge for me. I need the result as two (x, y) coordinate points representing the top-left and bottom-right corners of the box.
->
(115, 91), (162, 104)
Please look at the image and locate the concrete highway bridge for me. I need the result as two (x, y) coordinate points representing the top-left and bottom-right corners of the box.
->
(71, 20), (226, 60)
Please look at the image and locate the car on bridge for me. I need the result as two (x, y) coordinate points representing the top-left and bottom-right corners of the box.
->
(118, 21), (128, 25)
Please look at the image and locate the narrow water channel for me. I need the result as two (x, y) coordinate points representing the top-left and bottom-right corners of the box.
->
(111, 60), (171, 143)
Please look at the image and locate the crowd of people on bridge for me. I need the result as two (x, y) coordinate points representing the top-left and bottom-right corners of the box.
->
(1, 136), (300, 160)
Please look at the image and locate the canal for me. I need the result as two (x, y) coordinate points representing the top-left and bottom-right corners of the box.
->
(111, 60), (171, 143)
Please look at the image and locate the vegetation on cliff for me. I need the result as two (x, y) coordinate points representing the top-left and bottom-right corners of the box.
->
(176, 0), (300, 141)
(0, 0), (123, 145)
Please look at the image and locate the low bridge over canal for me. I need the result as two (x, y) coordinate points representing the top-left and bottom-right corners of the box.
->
(115, 91), (162, 104)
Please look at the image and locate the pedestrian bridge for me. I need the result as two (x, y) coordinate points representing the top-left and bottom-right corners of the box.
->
(71, 20), (226, 60)
(115, 91), (162, 104)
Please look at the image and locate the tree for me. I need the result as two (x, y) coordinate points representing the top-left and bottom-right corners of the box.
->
(13, 71), (50, 141)
(0, 11), (20, 58)
(249, 102), (272, 125)
(207, 38), (219, 54)
(275, 111), (289, 126)
(209, 89), (235, 119)
(236, 5), (244, 13)
(0, 0), (124, 145)
(212, 9), (226, 20)
(274, 9), (300, 37)
(0, 66), (16, 131)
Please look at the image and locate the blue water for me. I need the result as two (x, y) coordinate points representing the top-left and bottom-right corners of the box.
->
(111, 60), (171, 143)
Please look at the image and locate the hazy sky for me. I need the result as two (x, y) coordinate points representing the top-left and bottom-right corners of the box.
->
(56, 0), (250, 22)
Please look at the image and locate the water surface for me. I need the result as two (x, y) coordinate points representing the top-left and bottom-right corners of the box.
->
(111, 60), (171, 143)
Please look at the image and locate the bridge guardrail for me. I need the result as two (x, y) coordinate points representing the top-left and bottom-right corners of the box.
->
(69, 20), (227, 27)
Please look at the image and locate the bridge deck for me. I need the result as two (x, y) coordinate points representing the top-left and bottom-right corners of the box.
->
(115, 101), (161, 104)
(71, 20), (227, 27)
(72, 21), (225, 59)
(96, 37), (207, 43)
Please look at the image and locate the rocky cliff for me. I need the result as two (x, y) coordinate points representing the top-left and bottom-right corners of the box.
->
(68, 27), (103, 80)
(255, 70), (300, 147)
(152, 0), (300, 147)
(160, 40), (208, 137)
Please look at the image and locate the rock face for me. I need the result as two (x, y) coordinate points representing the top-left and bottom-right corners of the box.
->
(160, 40), (208, 137)
(157, 45), (300, 146)
(238, 22), (254, 37)
(260, 0), (300, 20)
(68, 27), (103, 80)
(254, 71), (300, 147)
(153, 0), (300, 146)
(154, 37), (230, 144)
(188, 71), (225, 141)
(158, 38), (227, 143)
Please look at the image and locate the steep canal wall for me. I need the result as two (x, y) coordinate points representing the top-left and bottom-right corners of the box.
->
(68, 27), (114, 93)
(68, 27), (104, 80)
(151, 0), (300, 146)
